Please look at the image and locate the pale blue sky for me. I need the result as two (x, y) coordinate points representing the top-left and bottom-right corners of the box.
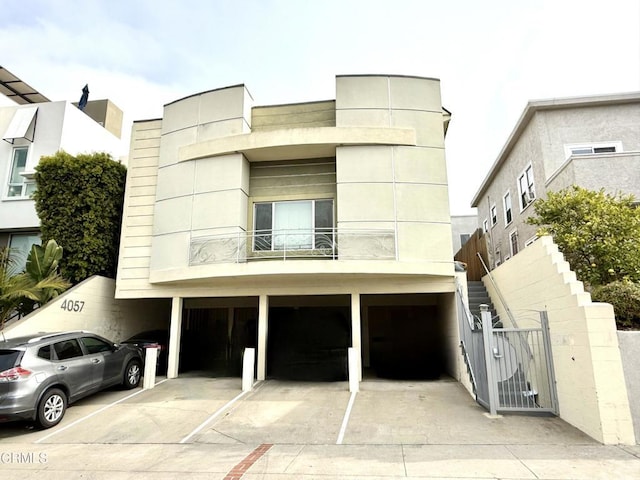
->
(1, 0), (639, 214)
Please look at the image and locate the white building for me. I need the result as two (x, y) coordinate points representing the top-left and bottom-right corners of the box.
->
(0, 66), (124, 270)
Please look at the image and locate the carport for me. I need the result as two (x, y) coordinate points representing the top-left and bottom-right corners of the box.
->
(165, 290), (459, 389)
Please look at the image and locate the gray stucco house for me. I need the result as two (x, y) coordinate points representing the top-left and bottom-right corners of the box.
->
(471, 91), (640, 268)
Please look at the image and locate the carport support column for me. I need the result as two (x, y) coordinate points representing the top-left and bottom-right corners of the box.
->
(351, 293), (362, 382)
(257, 295), (269, 381)
(167, 297), (183, 379)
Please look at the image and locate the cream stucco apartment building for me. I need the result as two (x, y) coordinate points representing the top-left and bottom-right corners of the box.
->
(115, 74), (461, 384)
(471, 92), (640, 268)
(0, 66), (124, 271)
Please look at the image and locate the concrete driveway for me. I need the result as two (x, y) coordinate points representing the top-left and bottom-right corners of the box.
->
(1, 375), (592, 447)
(2, 375), (639, 479)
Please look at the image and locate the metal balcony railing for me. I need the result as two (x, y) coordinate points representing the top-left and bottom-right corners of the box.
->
(189, 228), (396, 265)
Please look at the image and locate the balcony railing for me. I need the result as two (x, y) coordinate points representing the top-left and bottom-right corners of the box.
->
(189, 228), (396, 266)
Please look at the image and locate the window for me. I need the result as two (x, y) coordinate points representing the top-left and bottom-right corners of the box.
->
(494, 246), (502, 267)
(518, 164), (535, 210)
(80, 337), (113, 354)
(503, 192), (512, 225)
(8, 233), (40, 274)
(7, 147), (35, 197)
(565, 142), (622, 158)
(460, 233), (471, 245)
(490, 204), (497, 227)
(53, 340), (84, 360)
(525, 236), (538, 247)
(254, 199), (333, 251)
(37, 345), (52, 360)
(510, 230), (519, 257)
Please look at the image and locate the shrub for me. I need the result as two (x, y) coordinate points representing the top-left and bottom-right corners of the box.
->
(33, 151), (126, 284)
(591, 281), (640, 330)
(527, 186), (640, 286)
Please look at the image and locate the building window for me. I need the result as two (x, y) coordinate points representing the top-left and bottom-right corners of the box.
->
(8, 232), (40, 273)
(460, 233), (471, 246)
(509, 230), (519, 257)
(494, 246), (502, 267)
(564, 142), (622, 158)
(518, 164), (535, 210)
(525, 236), (538, 247)
(254, 199), (333, 251)
(490, 204), (497, 227)
(503, 192), (512, 225)
(7, 147), (35, 198)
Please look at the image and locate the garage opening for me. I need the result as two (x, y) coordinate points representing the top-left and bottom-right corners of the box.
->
(181, 298), (258, 376)
(267, 295), (350, 381)
(363, 294), (448, 380)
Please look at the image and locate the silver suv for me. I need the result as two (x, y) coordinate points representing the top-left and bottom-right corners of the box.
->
(0, 331), (143, 429)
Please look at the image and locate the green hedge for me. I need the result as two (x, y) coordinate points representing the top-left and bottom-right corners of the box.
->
(591, 281), (640, 330)
(33, 151), (127, 284)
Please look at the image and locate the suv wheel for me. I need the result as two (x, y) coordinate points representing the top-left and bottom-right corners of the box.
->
(123, 359), (141, 389)
(37, 388), (67, 429)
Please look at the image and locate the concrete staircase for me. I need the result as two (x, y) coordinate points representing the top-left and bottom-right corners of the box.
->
(467, 281), (501, 327)
(497, 367), (538, 409)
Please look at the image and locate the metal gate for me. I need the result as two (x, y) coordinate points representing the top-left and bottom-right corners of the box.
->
(457, 284), (558, 415)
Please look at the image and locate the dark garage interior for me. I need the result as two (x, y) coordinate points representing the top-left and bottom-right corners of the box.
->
(177, 293), (449, 382)
(267, 295), (350, 381)
(180, 300), (258, 376)
(364, 295), (447, 380)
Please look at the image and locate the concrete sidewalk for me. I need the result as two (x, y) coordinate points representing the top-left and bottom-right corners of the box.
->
(1, 441), (639, 479)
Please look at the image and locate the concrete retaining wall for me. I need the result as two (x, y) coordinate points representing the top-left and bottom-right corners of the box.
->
(483, 236), (635, 445)
(3, 275), (170, 343)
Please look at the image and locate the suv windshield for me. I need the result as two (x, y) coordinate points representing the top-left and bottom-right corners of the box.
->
(0, 350), (21, 371)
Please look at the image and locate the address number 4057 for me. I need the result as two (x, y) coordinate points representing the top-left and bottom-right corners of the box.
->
(60, 299), (85, 313)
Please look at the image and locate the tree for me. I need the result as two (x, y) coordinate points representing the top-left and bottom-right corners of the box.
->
(0, 242), (70, 332)
(33, 151), (127, 284)
(527, 186), (640, 286)
(17, 240), (71, 317)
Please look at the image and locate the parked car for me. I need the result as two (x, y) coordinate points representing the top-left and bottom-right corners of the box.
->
(0, 331), (143, 429)
(121, 330), (168, 374)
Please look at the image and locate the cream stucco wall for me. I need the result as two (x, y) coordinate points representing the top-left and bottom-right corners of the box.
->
(335, 75), (453, 265)
(483, 236), (635, 444)
(4, 276), (169, 343)
(116, 75), (454, 297)
(151, 85), (252, 272)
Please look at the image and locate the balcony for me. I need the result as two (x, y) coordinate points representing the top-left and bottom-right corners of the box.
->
(189, 228), (396, 266)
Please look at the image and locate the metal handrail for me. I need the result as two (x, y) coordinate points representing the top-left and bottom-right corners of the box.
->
(476, 252), (534, 360)
(476, 252), (520, 329)
(455, 279), (476, 331)
(460, 340), (478, 394)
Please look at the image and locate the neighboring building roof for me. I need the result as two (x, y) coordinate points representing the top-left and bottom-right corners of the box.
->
(471, 91), (640, 207)
(0, 65), (50, 104)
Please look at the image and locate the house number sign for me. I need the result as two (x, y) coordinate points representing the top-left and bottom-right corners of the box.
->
(60, 300), (85, 313)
